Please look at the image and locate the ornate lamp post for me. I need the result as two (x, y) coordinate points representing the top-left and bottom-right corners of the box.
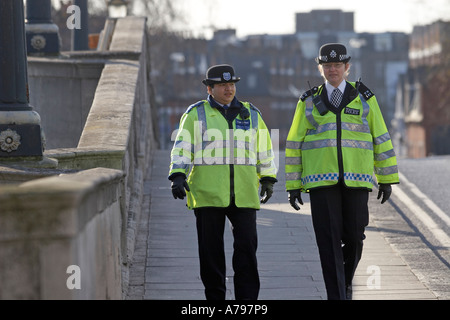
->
(0, 0), (45, 159)
(25, 0), (60, 55)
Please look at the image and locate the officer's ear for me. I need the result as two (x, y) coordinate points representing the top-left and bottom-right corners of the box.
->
(207, 85), (214, 94)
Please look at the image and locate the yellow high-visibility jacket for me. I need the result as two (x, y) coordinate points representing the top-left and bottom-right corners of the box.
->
(170, 97), (277, 209)
(286, 81), (399, 192)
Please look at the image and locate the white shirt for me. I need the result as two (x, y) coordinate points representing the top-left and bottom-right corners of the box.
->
(325, 80), (346, 107)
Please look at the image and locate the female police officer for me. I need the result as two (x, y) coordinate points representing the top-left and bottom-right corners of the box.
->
(169, 64), (278, 300)
(285, 44), (399, 300)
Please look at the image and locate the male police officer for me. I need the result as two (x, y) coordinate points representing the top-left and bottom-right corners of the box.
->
(169, 64), (278, 300)
(285, 44), (399, 299)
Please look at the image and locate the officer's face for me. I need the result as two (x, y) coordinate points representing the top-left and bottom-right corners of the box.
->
(321, 63), (350, 86)
(208, 82), (236, 105)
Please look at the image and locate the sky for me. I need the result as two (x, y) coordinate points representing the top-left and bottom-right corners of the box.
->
(176, 0), (450, 38)
(49, 0), (450, 38)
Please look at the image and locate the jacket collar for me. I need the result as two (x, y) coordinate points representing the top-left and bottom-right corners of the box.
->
(320, 81), (355, 112)
(208, 95), (242, 109)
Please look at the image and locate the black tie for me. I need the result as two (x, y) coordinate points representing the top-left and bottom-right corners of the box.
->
(330, 88), (343, 108)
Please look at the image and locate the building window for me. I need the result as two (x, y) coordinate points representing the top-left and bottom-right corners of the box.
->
(247, 74), (257, 89)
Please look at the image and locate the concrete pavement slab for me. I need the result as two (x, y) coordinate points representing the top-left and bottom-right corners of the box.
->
(126, 150), (438, 300)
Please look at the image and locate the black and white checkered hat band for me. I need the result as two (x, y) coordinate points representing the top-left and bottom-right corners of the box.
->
(318, 54), (350, 62)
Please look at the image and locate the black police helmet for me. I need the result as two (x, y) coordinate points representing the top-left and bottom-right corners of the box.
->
(202, 64), (241, 86)
(315, 43), (351, 64)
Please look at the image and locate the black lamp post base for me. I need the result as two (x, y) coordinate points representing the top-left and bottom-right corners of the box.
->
(26, 25), (61, 55)
(0, 124), (43, 158)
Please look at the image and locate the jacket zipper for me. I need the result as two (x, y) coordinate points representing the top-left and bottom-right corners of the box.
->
(336, 111), (344, 184)
(228, 117), (235, 205)
(221, 108), (235, 205)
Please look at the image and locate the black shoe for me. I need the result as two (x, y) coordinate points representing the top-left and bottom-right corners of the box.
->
(346, 284), (352, 300)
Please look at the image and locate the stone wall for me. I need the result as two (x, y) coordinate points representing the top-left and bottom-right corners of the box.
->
(28, 57), (103, 150)
(0, 16), (157, 299)
(0, 168), (124, 299)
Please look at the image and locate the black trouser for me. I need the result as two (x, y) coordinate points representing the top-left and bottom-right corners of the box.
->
(309, 184), (369, 300)
(194, 205), (259, 300)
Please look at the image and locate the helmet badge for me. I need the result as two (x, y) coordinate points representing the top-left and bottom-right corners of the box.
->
(223, 72), (231, 81)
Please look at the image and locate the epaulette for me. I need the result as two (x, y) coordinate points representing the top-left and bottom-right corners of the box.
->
(300, 87), (318, 102)
(357, 81), (374, 101)
(248, 103), (262, 115)
(185, 101), (205, 114)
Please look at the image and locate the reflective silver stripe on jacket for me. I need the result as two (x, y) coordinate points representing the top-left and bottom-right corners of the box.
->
(202, 140), (252, 151)
(195, 157), (257, 166)
(305, 98), (319, 128)
(196, 138), (257, 166)
(342, 122), (370, 134)
(373, 132), (392, 145)
(307, 123), (336, 136)
(360, 93), (370, 128)
(375, 149), (396, 161)
(286, 172), (301, 181)
(250, 107), (259, 129)
(374, 165), (398, 176)
(301, 139), (373, 151)
(171, 139), (194, 171)
(306, 122), (370, 137)
(170, 156), (191, 170)
(285, 156), (302, 165)
(191, 105), (266, 168)
(286, 140), (302, 150)
(197, 105), (208, 139)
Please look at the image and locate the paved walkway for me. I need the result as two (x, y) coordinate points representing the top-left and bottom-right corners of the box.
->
(127, 150), (438, 300)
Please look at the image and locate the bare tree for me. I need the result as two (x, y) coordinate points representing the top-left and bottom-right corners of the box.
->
(50, 0), (106, 14)
(131, 0), (184, 34)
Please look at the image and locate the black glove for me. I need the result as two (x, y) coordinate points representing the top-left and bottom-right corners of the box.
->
(260, 181), (274, 204)
(377, 184), (392, 204)
(171, 175), (190, 200)
(288, 189), (303, 211)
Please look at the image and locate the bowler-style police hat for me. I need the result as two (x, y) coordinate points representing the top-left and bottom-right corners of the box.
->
(315, 43), (351, 64)
(202, 64), (241, 86)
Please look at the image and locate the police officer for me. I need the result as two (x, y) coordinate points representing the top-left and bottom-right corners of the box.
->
(285, 44), (399, 300)
(169, 64), (278, 300)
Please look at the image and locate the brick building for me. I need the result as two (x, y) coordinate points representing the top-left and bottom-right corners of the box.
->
(392, 20), (450, 158)
(151, 10), (410, 150)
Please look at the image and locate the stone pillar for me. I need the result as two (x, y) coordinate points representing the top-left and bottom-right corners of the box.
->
(0, 0), (44, 159)
(25, 0), (60, 55)
(72, 0), (89, 51)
